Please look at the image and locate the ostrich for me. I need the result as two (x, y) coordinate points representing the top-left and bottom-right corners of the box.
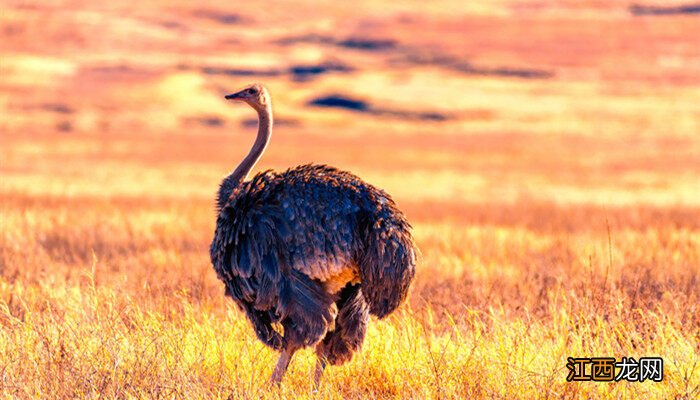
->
(210, 83), (417, 387)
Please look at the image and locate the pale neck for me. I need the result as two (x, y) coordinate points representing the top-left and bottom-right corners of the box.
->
(217, 103), (272, 210)
(230, 104), (273, 184)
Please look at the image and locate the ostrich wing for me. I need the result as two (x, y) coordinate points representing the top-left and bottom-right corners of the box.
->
(210, 170), (348, 321)
(210, 177), (290, 311)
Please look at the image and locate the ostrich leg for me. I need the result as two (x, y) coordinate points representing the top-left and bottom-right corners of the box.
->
(270, 348), (296, 384)
(313, 356), (327, 389)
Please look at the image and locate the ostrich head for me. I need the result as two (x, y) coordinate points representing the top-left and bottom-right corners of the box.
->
(225, 83), (270, 111)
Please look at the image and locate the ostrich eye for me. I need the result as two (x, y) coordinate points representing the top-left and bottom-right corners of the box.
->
(247, 88), (255, 94)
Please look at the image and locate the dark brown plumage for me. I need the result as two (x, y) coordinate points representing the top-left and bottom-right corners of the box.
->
(209, 83), (417, 387)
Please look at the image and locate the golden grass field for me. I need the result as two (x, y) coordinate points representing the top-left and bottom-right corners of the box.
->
(1, 0), (699, 398)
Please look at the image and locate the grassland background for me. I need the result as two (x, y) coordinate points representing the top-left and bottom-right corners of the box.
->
(1, 0), (699, 398)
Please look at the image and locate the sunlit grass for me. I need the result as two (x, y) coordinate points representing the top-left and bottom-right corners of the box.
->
(1, 274), (697, 398)
(1, 189), (698, 398)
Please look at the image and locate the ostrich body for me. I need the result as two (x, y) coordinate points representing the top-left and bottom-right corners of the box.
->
(210, 83), (417, 386)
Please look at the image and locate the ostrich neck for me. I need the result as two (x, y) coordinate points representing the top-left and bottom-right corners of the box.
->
(231, 105), (272, 184)
(217, 104), (272, 210)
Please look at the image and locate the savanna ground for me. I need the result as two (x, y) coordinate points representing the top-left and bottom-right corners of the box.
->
(1, 0), (699, 398)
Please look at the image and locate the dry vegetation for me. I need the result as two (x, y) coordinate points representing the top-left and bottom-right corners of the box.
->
(1, 0), (699, 398)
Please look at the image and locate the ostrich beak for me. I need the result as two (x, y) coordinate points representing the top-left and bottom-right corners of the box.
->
(225, 90), (246, 100)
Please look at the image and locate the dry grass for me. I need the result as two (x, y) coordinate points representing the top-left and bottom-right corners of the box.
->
(1, 0), (700, 398)
(1, 191), (698, 399)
